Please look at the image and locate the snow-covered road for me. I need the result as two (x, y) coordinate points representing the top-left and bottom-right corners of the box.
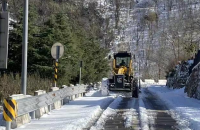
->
(148, 86), (200, 130)
(142, 88), (179, 130)
(91, 97), (140, 130)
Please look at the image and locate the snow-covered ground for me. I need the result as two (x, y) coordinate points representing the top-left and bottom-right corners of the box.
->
(0, 89), (114, 130)
(148, 85), (200, 130)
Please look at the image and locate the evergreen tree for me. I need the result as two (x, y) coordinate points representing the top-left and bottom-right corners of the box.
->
(8, 1), (110, 86)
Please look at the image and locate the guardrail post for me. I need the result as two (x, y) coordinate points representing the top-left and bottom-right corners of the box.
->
(9, 94), (31, 128)
(50, 87), (61, 109)
(30, 111), (35, 119)
(61, 100), (63, 106)
(48, 105), (51, 112)
(34, 90), (48, 118)
(71, 95), (76, 100)
(6, 122), (11, 130)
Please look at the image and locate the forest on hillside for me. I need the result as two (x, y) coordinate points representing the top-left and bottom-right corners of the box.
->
(3, 0), (110, 84)
(0, 0), (112, 100)
(99, 0), (200, 79)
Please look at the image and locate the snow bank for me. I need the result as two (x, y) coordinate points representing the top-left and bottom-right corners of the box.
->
(0, 127), (5, 130)
(148, 86), (200, 130)
(101, 78), (109, 96)
(158, 80), (167, 85)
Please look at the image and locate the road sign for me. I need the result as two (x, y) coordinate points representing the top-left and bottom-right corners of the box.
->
(51, 43), (64, 87)
(0, 12), (9, 69)
(139, 49), (145, 59)
(51, 43), (64, 60)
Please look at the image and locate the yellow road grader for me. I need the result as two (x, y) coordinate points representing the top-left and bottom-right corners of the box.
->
(108, 51), (139, 98)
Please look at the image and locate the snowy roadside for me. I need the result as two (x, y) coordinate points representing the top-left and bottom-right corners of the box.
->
(148, 86), (200, 130)
(0, 89), (114, 130)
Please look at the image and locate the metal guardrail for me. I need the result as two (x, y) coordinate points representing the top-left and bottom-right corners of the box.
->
(16, 85), (88, 116)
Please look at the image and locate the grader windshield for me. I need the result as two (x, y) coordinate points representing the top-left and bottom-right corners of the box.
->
(114, 52), (131, 68)
(116, 57), (131, 67)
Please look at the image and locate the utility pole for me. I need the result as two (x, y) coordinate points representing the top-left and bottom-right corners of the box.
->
(21, 0), (29, 95)
(0, 0), (9, 72)
(2, 0), (8, 11)
(138, 59), (141, 89)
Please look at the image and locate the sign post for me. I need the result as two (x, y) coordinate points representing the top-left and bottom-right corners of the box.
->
(79, 61), (82, 84)
(51, 43), (64, 87)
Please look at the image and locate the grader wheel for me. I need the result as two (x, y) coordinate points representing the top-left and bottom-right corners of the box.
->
(132, 79), (139, 98)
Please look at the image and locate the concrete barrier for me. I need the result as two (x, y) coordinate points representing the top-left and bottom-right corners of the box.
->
(34, 90), (48, 119)
(50, 87), (61, 110)
(8, 85), (87, 128)
(10, 94), (32, 129)
(61, 85), (70, 104)
(71, 95), (76, 101)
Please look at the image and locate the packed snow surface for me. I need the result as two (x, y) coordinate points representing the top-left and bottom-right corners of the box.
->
(139, 95), (149, 130)
(90, 96), (122, 130)
(148, 85), (200, 130)
(91, 96), (139, 130)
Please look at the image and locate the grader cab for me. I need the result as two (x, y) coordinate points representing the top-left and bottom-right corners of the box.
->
(108, 51), (139, 98)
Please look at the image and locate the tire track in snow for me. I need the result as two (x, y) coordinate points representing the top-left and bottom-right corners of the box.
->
(142, 88), (179, 130)
(90, 96), (140, 130)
